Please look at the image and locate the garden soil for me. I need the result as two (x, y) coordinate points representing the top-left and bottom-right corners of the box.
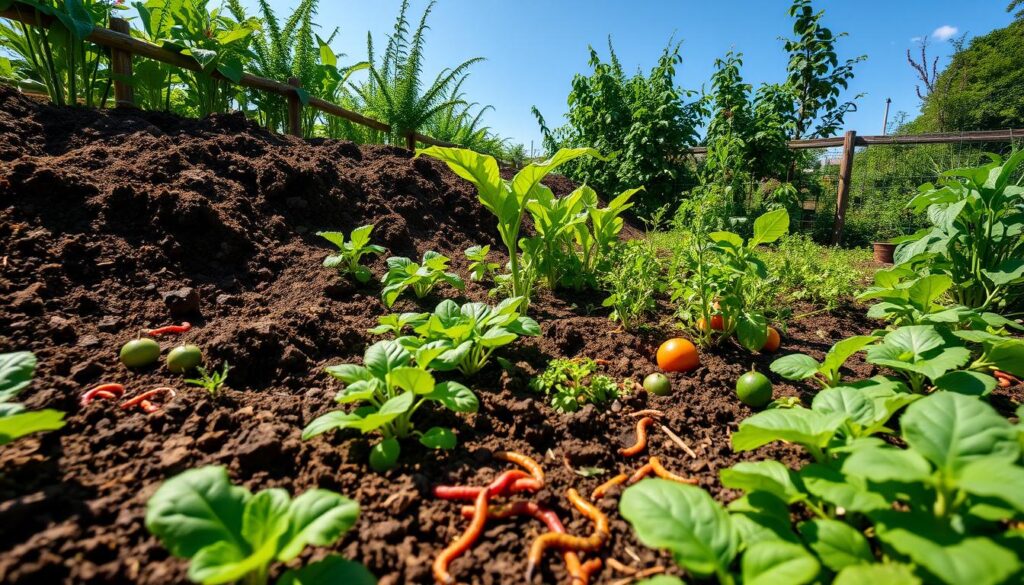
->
(1, 86), (1020, 584)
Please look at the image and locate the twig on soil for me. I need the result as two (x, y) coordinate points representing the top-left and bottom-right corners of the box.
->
(658, 423), (697, 459)
(624, 546), (642, 564)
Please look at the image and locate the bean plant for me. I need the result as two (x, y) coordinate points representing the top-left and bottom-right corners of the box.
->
(893, 151), (1024, 311)
(317, 225), (386, 284)
(302, 340), (478, 470)
(380, 251), (464, 307)
(622, 392), (1024, 585)
(146, 465), (375, 585)
(0, 351), (65, 446)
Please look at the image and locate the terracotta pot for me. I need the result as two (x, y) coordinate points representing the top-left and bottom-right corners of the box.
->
(873, 242), (897, 264)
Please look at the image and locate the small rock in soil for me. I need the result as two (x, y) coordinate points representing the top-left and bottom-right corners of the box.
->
(160, 286), (200, 317)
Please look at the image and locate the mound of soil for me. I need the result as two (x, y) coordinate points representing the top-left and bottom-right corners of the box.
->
(1, 86), (1017, 585)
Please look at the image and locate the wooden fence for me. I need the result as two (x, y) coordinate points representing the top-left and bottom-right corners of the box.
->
(0, 2), (456, 149)
(684, 128), (1024, 244)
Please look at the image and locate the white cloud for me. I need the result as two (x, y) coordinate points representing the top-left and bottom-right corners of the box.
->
(910, 36), (923, 43)
(932, 25), (958, 41)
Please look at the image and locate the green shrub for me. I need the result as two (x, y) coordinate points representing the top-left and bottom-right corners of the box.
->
(530, 358), (621, 413)
(601, 240), (663, 330)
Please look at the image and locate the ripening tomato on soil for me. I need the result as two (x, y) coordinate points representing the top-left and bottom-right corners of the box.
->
(656, 338), (700, 372)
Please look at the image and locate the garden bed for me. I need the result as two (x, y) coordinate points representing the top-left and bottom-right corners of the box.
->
(0, 86), (1017, 584)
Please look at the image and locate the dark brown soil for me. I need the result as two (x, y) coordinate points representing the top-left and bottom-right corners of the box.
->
(0, 85), (1018, 585)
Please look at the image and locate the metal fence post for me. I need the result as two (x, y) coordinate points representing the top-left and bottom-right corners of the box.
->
(831, 130), (857, 245)
(287, 77), (302, 137)
(109, 17), (134, 107)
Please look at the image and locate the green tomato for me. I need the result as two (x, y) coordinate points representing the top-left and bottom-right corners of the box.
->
(736, 370), (773, 408)
(166, 344), (203, 374)
(119, 338), (161, 368)
(643, 373), (672, 396)
(369, 438), (400, 472)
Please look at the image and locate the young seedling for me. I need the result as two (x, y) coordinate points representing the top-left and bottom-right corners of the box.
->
(317, 224), (386, 283)
(146, 465), (375, 585)
(770, 335), (878, 388)
(465, 245), (500, 282)
(380, 251), (465, 307)
(530, 357), (621, 413)
(185, 362), (231, 396)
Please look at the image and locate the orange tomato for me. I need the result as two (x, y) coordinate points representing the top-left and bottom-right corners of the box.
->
(761, 327), (781, 353)
(656, 338), (700, 372)
(697, 315), (725, 332)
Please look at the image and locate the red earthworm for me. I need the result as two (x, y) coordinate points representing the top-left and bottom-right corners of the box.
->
(619, 417), (655, 457)
(80, 383), (125, 407)
(495, 450), (545, 485)
(526, 489), (609, 581)
(626, 409), (664, 418)
(120, 387), (176, 413)
(433, 469), (540, 500)
(627, 463), (654, 485)
(146, 322), (191, 336)
(594, 359), (612, 366)
(994, 370), (1020, 387)
(591, 473), (629, 500)
(579, 558), (603, 583)
(459, 502), (593, 585)
(650, 456), (699, 485)
(433, 489), (488, 584)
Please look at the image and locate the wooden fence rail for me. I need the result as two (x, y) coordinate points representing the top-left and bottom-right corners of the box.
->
(683, 127), (1024, 244)
(0, 2), (457, 148)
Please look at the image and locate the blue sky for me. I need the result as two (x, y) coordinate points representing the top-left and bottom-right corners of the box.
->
(246, 0), (1017, 152)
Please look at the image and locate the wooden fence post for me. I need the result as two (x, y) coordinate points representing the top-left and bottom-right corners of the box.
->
(287, 77), (302, 137)
(831, 130), (857, 245)
(109, 17), (134, 107)
(405, 132), (416, 151)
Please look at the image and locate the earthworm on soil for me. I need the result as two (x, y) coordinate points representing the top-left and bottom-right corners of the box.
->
(619, 417), (655, 457)
(627, 463), (655, 485)
(496, 451), (545, 485)
(120, 387), (176, 413)
(591, 473), (629, 500)
(526, 489), (610, 581)
(433, 469), (539, 500)
(626, 409), (664, 418)
(80, 383), (125, 407)
(433, 489), (489, 584)
(650, 456), (699, 484)
(458, 501), (594, 584)
(994, 370), (1020, 387)
(146, 322), (191, 336)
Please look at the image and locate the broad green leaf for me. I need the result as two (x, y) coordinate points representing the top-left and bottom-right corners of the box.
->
(833, 563), (921, 585)
(388, 367), (434, 395)
(325, 364), (372, 385)
(241, 488), (290, 555)
(770, 354), (820, 381)
(741, 540), (819, 585)
(369, 438), (400, 471)
(820, 336), (878, 377)
(720, 461), (802, 503)
(278, 555), (377, 585)
(301, 411), (365, 439)
(620, 480), (738, 579)
(277, 490), (359, 561)
(507, 316), (541, 336)
(872, 511), (1020, 585)
(0, 410), (65, 445)
(732, 409), (846, 452)
(900, 392), (1020, 475)
(906, 274), (953, 309)
(145, 466), (250, 558)
(981, 258), (1024, 286)
(349, 225), (374, 250)
(812, 387), (876, 428)
(416, 147), (503, 213)
(984, 339), (1024, 378)
(841, 445), (933, 483)
(737, 313), (769, 352)
(363, 341), (411, 378)
(0, 351), (36, 402)
(710, 231), (744, 247)
(750, 209), (790, 247)
(799, 464), (890, 513)
(189, 540), (268, 585)
(799, 519), (873, 571)
(334, 380), (378, 404)
(425, 381), (478, 413)
(419, 426), (457, 450)
(932, 371), (997, 397)
(511, 148), (606, 200)
(956, 457), (1024, 514)
(479, 327), (517, 348)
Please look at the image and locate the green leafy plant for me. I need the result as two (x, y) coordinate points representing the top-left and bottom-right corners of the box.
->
(770, 336), (878, 388)
(317, 225), (386, 284)
(601, 240), (662, 330)
(416, 146), (608, 309)
(529, 358), (622, 413)
(371, 297), (539, 377)
(0, 351), (65, 446)
(672, 209), (790, 351)
(185, 362), (231, 396)
(145, 465), (375, 585)
(380, 251), (464, 307)
(892, 151), (1024, 311)
(464, 244), (499, 282)
(301, 340), (478, 470)
(623, 392), (1024, 585)
(761, 234), (872, 309)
